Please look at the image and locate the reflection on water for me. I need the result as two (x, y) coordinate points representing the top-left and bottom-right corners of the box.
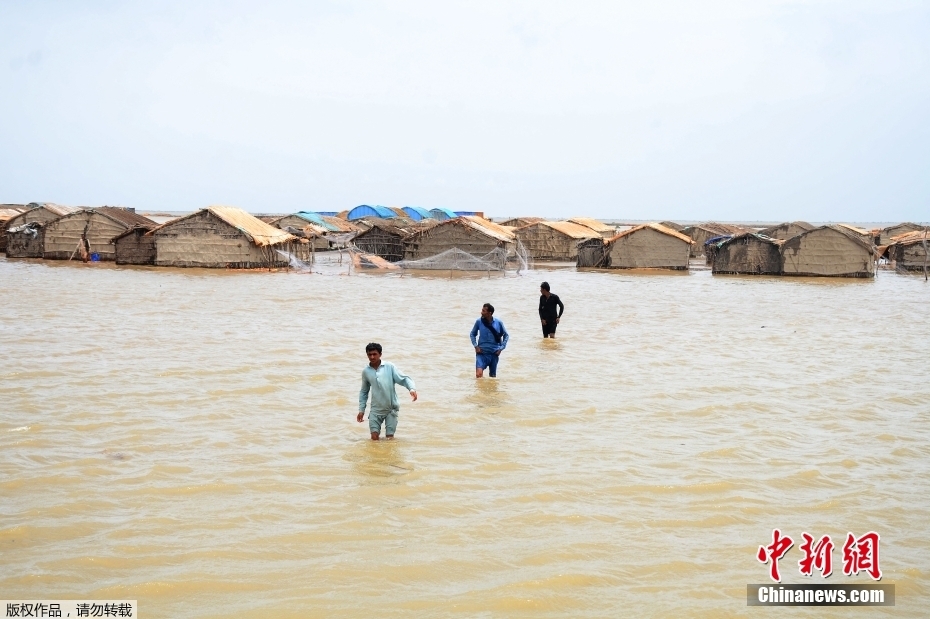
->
(1, 256), (929, 617)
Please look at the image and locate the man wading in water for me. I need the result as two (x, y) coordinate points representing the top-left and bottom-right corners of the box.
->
(538, 281), (564, 339)
(357, 343), (417, 440)
(470, 303), (510, 378)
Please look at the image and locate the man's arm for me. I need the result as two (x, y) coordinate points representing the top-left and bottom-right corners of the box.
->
(357, 371), (370, 422)
(470, 320), (481, 351)
(556, 296), (564, 319)
(392, 365), (418, 401)
(499, 321), (510, 351)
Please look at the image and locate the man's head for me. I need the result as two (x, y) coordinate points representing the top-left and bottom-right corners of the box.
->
(365, 342), (382, 363)
(481, 303), (494, 320)
(540, 281), (550, 294)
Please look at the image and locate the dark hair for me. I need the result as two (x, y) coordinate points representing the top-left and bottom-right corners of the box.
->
(540, 281), (550, 291)
(482, 303), (495, 314)
(365, 342), (382, 353)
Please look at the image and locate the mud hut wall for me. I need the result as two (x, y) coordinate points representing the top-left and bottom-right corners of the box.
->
(762, 223), (810, 240)
(514, 225), (580, 260)
(155, 211), (284, 268)
(44, 213), (126, 260)
(712, 237), (781, 275)
(893, 242), (929, 271)
(781, 228), (874, 277)
(403, 225), (504, 260)
(608, 227), (690, 269)
(354, 228), (406, 262)
(880, 223), (924, 245)
(686, 228), (718, 257)
(115, 231), (156, 265)
(6, 227), (47, 258)
(576, 238), (608, 267)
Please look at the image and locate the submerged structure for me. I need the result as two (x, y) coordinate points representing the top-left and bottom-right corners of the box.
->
(5, 203), (81, 258)
(604, 223), (693, 270)
(576, 237), (609, 267)
(152, 206), (295, 268)
(780, 225), (875, 278)
(710, 233), (784, 275)
(886, 229), (930, 272)
(878, 222), (924, 246)
(0, 205), (29, 253)
(43, 207), (156, 261)
(403, 216), (515, 261)
(351, 221), (412, 262)
(513, 221), (598, 261)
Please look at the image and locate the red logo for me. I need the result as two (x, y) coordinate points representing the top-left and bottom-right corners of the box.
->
(758, 530), (881, 582)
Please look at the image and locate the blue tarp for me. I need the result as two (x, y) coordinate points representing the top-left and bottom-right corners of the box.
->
(430, 207), (458, 221)
(402, 206), (434, 221)
(347, 205), (396, 221)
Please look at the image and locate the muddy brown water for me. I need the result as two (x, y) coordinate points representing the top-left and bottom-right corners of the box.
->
(2, 256), (928, 617)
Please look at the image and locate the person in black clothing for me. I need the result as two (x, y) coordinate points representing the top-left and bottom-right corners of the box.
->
(538, 281), (564, 338)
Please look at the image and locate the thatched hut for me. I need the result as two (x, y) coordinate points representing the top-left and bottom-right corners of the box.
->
(0, 205), (29, 253)
(499, 216), (544, 228)
(152, 206), (295, 268)
(878, 222), (924, 245)
(269, 214), (332, 250)
(576, 238), (609, 267)
(352, 221), (411, 262)
(681, 222), (747, 257)
(568, 217), (615, 239)
(781, 225), (875, 278)
(403, 216), (515, 261)
(711, 233), (784, 275)
(886, 229), (930, 271)
(834, 223), (872, 244)
(321, 216), (360, 233)
(658, 221), (684, 232)
(43, 207), (156, 261)
(604, 223), (693, 270)
(514, 221), (598, 261)
(112, 227), (157, 265)
(5, 203), (81, 258)
(758, 221), (814, 240)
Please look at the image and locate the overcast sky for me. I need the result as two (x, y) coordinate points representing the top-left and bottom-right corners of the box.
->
(2, 1), (928, 221)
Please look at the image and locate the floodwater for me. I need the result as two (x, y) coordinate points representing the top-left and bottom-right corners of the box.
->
(1, 255), (928, 618)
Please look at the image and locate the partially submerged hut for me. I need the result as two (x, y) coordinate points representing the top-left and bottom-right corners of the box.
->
(886, 229), (930, 272)
(5, 203), (81, 258)
(514, 221), (598, 261)
(604, 223), (693, 270)
(878, 222), (924, 245)
(112, 227), (157, 265)
(269, 213), (332, 250)
(758, 221), (814, 240)
(568, 217), (615, 239)
(352, 221), (411, 262)
(403, 216), (515, 261)
(781, 225), (875, 278)
(576, 238), (608, 267)
(43, 207), (156, 260)
(681, 223), (747, 257)
(711, 233), (784, 275)
(152, 206), (295, 268)
(0, 205), (29, 253)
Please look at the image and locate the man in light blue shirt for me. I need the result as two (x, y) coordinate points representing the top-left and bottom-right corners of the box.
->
(469, 303), (510, 378)
(357, 342), (418, 440)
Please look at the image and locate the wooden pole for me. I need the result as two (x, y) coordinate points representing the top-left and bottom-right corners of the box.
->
(922, 225), (928, 282)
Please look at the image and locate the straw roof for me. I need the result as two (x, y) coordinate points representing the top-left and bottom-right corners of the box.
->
(321, 216), (360, 233)
(835, 223), (871, 237)
(150, 206), (295, 247)
(608, 223), (694, 244)
(535, 220), (601, 239)
(499, 216), (544, 227)
(23, 203), (82, 218)
(889, 228), (930, 246)
(461, 216), (516, 242)
(568, 217), (614, 234)
(93, 206), (156, 230)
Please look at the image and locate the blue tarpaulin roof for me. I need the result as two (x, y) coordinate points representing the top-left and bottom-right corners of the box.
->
(347, 205), (396, 220)
(402, 206), (434, 221)
(430, 207), (458, 221)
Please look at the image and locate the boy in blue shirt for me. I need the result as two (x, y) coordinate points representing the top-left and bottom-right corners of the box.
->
(469, 303), (510, 378)
(357, 343), (417, 440)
